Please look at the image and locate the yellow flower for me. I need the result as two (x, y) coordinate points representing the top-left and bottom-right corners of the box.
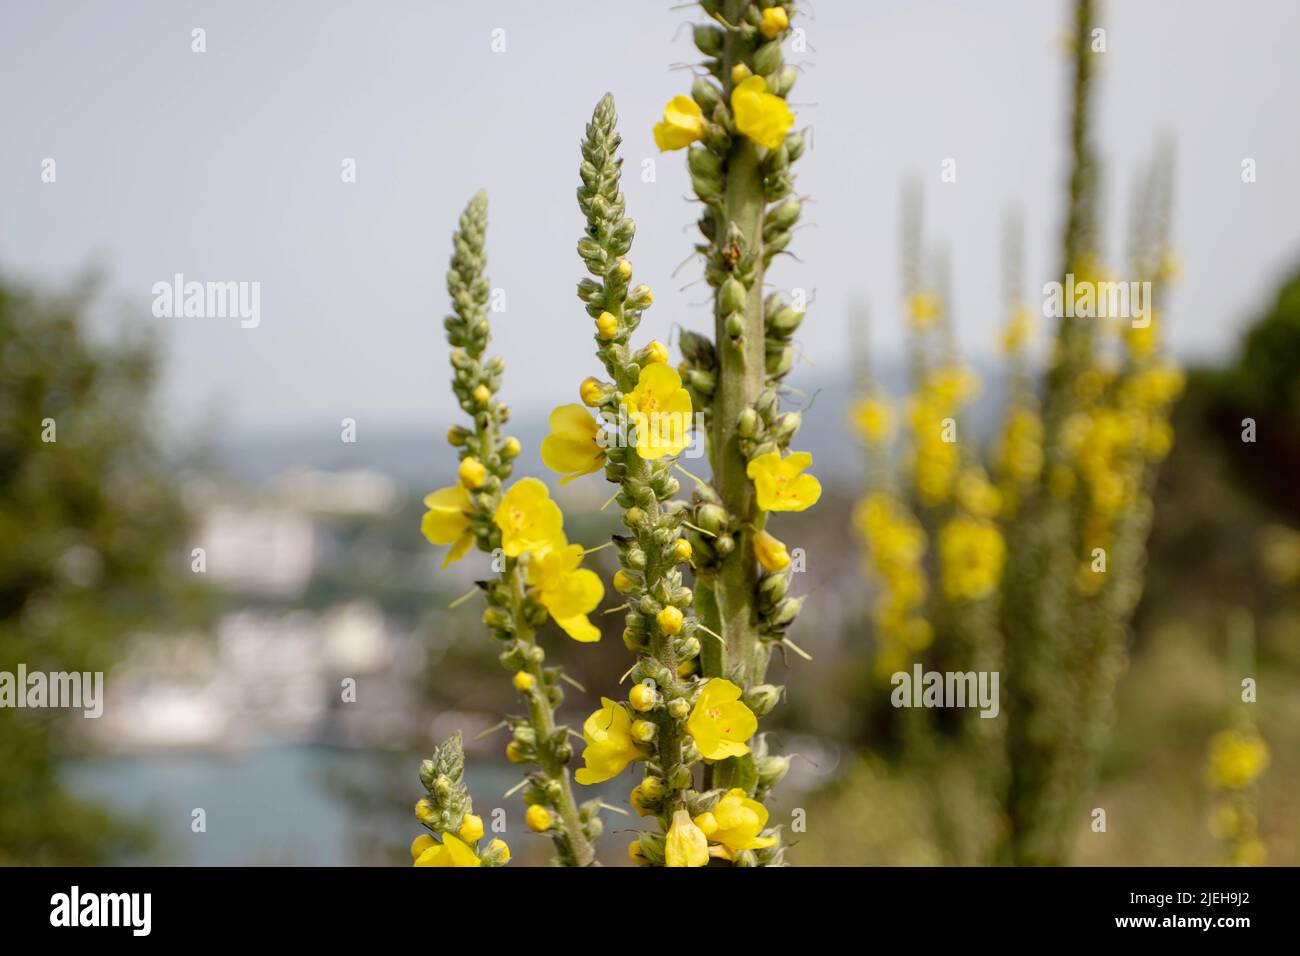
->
(642, 340), (669, 365)
(579, 376), (605, 407)
(938, 515), (1005, 601)
(708, 788), (779, 858)
(493, 477), (566, 558)
(672, 538), (692, 562)
(575, 697), (644, 784)
(656, 605), (684, 635)
(457, 456), (487, 490)
(752, 529), (790, 572)
(628, 683), (657, 712)
(487, 838), (510, 863)
(410, 833), (435, 861)
(458, 813), (484, 843)
(527, 543), (605, 642)
(471, 384), (491, 406)
(413, 833), (480, 867)
(512, 671), (535, 692)
(541, 404), (607, 484)
(747, 451), (822, 512)
(595, 311), (618, 340)
(525, 804), (552, 832)
(665, 809), (709, 867)
(654, 95), (706, 151)
(730, 76), (793, 150)
(421, 484), (475, 567)
(760, 6), (789, 39)
(851, 396), (893, 446)
(1206, 729), (1270, 790)
(687, 678), (757, 760)
(624, 363), (694, 459)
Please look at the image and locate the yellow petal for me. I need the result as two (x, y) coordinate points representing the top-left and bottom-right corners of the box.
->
(421, 485), (472, 545)
(665, 810), (709, 867)
(556, 613), (602, 643)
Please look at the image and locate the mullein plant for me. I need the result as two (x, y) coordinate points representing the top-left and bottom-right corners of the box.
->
(415, 1), (813, 867)
(850, 0), (1185, 865)
(545, 0), (812, 867)
(416, 193), (606, 867)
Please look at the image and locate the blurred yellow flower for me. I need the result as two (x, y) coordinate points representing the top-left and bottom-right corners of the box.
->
(1206, 729), (1270, 790)
(654, 95), (706, 151)
(541, 403), (606, 484)
(665, 809), (709, 867)
(687, 678), (757, 760)
(730, 76), (793, 150)
(458, 813), (484, 843)
(938, 515), (1005, 601)
(747, 451), (822, 512)
(907, 290), (941, 329)
(421, 484), (475, 567)
(624, 363), (693, 459)
(527, 543), (605, 642)
(575, 697), (644, 784)
(850, 395), (893, 446)
(494, 477), (566, 558)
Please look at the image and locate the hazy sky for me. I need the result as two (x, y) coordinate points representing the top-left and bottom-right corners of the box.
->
(3, 0), (1298, 437)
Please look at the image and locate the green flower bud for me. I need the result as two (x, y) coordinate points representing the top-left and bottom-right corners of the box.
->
(697, 503), (728, 534)
(725, 312), (746, 338)
(753, 40), (783, 76)
(691, 77), (724, 115)
(714, 533), (735, 556)
(768, 305), (805, 337)
(418, 759), (436, 790)
(688, 145), (723, 179)
(743, 684), (782, 717)
(667, 698), (690, 721)
(720, 277), (748, 314)
(786, 132), (806, 162)
(764, 199), (802, 234)
(693, 24), (724, 56)
(738, 407), (760, 437)
(771, 595), (805, 627)
(773, 411), (801, 441)
(757, 754), (790, 789)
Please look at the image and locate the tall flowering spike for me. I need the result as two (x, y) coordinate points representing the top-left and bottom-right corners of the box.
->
(645, 0), (803, 867)
(417, 193), (598, 867)
(572, 93), (736, 865)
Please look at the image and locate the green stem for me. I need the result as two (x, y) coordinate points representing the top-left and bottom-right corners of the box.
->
(709, 18), (768, 689)
(506, 562), (596, 867)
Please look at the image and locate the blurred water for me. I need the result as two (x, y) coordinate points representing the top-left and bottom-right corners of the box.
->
(61, 744), (521, 866)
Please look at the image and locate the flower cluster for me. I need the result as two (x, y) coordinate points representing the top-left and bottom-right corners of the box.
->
(846, 28), (1187, 862)
(416, 193), (602, 867)
(411, 733), (509, 867)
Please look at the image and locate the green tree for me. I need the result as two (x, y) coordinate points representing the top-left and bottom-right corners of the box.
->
(0, 276), (191, 864)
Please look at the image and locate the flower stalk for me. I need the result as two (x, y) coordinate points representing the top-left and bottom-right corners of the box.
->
(420, 193), (598, 867)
